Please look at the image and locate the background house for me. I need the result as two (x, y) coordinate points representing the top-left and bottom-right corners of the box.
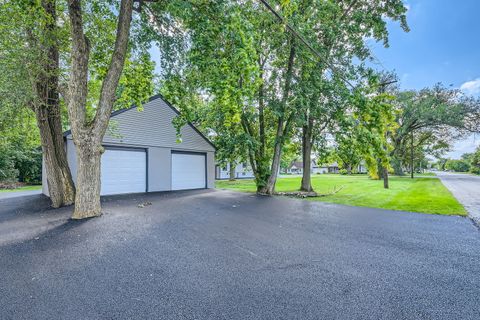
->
(42, 95), (215, 196)
(215, 162), (254, 180)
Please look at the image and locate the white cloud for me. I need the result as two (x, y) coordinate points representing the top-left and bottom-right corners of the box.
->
(460, 78), (480, 96)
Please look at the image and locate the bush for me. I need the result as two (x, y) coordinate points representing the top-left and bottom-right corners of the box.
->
(339, 169), (348, 175)
(445, 159), (470, 172)
(0, 148), (19, 183)
(12, 148), (42, 184)
(0, 145), (42, 185)
(470, 166), (480, 175)
(470, 147), (480, 175)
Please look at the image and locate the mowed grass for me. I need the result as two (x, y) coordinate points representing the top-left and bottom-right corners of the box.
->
(0, 185), (42, 193)
(216, 174), (466, 216)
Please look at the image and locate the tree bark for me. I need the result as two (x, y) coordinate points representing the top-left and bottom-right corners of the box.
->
(34, 0), (75, 208)
(74, 142), (102, 217)
(300, 118), (314, 192)
(383, 166), (389, 189)
(229, 162), (236, 181)
(67, 0), (134, 219)
(258, 39), (296, 195)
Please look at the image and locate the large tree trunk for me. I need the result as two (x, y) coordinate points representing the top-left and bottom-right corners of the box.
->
(71, 142), (102, 219)
(67, 0), (134, 219)
(36, 106), (75, 208)
(35, 0), (75, 208)
(229, 161), (236, 181)
(300, 118), (314, 192)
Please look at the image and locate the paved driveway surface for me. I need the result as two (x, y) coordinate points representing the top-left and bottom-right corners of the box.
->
(0, 189), (41, 200)
(0, 190), (479, 320)
(437, 171), (480, 225)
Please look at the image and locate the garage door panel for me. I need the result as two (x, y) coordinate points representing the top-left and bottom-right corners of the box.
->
(101, 148), (146, 195)
(171, 152), (206, 190)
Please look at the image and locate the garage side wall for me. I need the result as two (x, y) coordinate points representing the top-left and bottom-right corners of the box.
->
(42, 156), (49, 196)
(66, 139), (78, 184)
(148, 147), (172, 192)
(207, 152), (215, 188)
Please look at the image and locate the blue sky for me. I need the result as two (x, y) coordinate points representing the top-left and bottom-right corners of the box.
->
(369, 0), (480, 158)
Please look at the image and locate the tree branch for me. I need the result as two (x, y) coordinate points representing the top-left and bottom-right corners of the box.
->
(67, 0), (90, 136)
(93, 0), (134, 139)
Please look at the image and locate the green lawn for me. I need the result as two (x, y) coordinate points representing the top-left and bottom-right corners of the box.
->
(216, 174), (466, 216)
(0, 185), (42, 193)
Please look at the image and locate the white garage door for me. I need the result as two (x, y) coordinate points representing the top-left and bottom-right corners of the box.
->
(171, 152), (206, 190)
(101, 148), (147, 195)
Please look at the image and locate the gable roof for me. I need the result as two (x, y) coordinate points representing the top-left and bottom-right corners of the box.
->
(63, 94), (215, 150)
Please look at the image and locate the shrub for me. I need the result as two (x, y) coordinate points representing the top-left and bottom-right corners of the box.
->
(0, 148), (18, 183)
(13, 148), (42, 184)
(445, 159), (470, 172)
(339, 169), (348, 175)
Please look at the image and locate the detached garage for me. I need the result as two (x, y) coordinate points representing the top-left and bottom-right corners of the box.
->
(42, 94), (215, 197)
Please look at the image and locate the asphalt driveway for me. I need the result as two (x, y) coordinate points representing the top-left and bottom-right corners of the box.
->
(437, 171), (480, 225)
(0, 190), (479, 320)
(0, 189), (41, 200)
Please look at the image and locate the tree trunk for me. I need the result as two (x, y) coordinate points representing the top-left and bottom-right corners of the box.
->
(67, 0), (134, 219)
(300, 119), (314, 192)
(258, 38), (296, 195)
(229, 162), (236, 181)
(259, 122), (283, 194)
(71, 143), (102, 219)
(34, 0), (75, 208)
(383, 166), (389, 189)
(36, 106), (75, 208)
(410, 131), (414, 179)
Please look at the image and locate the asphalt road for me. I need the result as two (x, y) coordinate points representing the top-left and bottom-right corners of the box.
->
(1, 190), (479, 320)
(437, 171), (480, 225)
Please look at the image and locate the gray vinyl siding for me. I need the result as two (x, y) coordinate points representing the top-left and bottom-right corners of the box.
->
(65, 97), (214, 152)
(41, 157), (49, 196)
(206, 152), (215, 188)
(148, 147), (172, 192)
(66, 139), (77, 184)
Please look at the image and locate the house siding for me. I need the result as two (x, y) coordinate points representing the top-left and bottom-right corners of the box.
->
(66, 96), (215, 152)
(206, 152), (215, 188)
(148, 147), (172, 192)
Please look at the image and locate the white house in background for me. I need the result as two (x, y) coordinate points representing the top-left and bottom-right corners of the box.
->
(42, 94), (216, 197)
(285, 160), (328, 174)
(317, 161), (368, 174)
(285, 161), (304, 174)
(357, 161), (368, 174)
(284, 160), (368, 175)
(215, 162), (255, 180)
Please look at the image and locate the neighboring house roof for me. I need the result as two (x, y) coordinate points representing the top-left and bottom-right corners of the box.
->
(63, 94), (215, 150)
(289, 161), (303, 169)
